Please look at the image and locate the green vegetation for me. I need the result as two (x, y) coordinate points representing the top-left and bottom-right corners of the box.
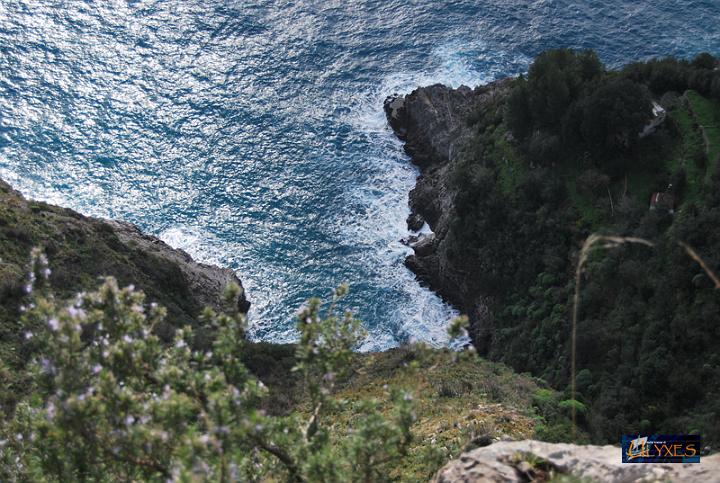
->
(0, 249), (573, 481)
(506, 49), (651, 168)
(446, 49), (720, 443)
(329, 347), (546, 480)
(491, 128), (527, 196)
(685, 90), (720, 178)
(0, 179), (248, 414)
(0, 262), (415, 481)
(623, 54), (720, 101)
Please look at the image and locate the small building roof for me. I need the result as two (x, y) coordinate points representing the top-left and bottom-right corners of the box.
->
(650, 192), (675, 212)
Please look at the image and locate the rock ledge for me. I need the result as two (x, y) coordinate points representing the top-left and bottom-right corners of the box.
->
(433, 440), (719, 482)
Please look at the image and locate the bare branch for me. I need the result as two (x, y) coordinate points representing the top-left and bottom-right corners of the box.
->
(571, 234), (654, 441)
(253, 436), (303, 483)
(678, 242), (720, 289)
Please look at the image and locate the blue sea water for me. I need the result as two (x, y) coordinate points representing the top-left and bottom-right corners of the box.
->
(0, 1), (718, 350)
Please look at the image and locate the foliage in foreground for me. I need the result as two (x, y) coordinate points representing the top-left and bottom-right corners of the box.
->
(0, 250), (415, 482)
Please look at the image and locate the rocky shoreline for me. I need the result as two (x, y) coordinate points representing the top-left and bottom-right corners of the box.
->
(385, 79), (513, 346)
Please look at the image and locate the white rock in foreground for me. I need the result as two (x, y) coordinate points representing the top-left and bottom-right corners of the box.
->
(433, 440), (720, 482)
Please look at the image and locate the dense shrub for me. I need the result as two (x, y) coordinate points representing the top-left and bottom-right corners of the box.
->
(0, 252), (415, 482)
(622, 53), (720, 99)
(525, 49), (603, 129)
(503, 49), (720, 166)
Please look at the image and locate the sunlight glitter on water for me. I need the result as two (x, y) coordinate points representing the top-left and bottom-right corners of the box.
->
(1, 0), (718, 350)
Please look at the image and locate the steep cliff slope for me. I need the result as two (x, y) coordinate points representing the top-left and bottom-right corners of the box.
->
(385, 52), (720, 442)
(385, 80), (514, 341)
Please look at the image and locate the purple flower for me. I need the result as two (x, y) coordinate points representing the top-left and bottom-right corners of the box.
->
(40, 358), (56, 375)
(48, 318), (59, 331)
(67, 306), (86, 320)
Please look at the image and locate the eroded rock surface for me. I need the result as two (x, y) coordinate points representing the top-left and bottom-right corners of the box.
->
(433, 440), (720, 483)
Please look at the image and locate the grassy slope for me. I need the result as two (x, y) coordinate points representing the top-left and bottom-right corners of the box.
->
(492, 126), (528, 196)
(241, 344), (558, 480)
(324, 347), (548, 480)
(686, 90), (720, 181)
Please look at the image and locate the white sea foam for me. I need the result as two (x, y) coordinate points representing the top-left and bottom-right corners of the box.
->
(158, 226), (225, 268)
(337, 41), (521, 350)
(338, 41), (531, 350)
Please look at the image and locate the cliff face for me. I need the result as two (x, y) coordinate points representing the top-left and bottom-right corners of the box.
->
(0, 178), (249, 342)
(385, 80), (513, 343)
(386, 65), (720, 445)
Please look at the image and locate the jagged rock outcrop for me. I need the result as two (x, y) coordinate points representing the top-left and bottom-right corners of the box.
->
(0, 178), (249, 340)
(384, 80), (512, 327)
(105, 219), (250, 315)
(384, 84), (480, 168)
(433, 440), (720, 482)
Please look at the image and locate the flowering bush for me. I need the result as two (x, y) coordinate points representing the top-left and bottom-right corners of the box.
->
(0, 251), (415, 481)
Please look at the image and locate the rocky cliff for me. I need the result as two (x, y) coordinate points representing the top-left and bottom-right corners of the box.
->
(0, 178), (249, 342)
(385, 57), (720, 445)
(385, 80), (513, 344)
